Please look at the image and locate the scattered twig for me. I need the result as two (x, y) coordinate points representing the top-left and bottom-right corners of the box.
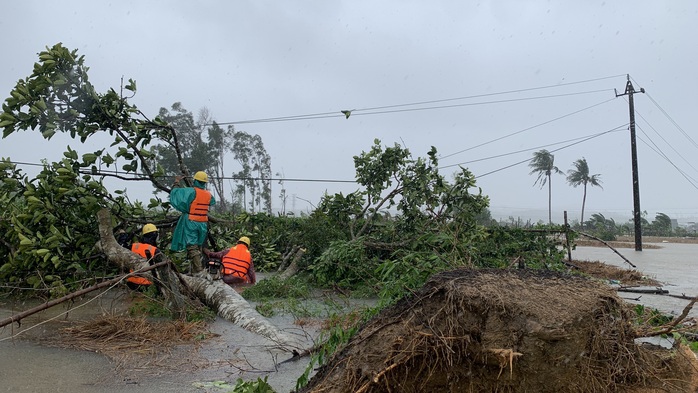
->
(637, 296), (698, 338)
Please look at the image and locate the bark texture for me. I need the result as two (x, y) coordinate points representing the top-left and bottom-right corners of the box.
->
(96, 208), (302, 353)
(181, 276), (302, 352)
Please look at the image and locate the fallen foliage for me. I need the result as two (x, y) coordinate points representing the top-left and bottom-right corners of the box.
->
(576, 239), (661, 249)
(39, 315), (217, 373)
(572, 259), (661, 287)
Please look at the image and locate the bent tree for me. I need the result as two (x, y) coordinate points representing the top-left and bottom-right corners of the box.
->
(0, 43), (296, 350)
(313, 140), (490, 295)
(529, 149), (562, 224)
(0, 43), (179, 292)
(566, 157), (602, 228)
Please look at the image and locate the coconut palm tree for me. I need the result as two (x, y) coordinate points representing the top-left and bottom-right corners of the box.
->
(528, 149), (562, 224)
(566, 158), (602, 228)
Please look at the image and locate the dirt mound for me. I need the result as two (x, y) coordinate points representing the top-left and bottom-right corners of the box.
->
(301, 268), (698, 393)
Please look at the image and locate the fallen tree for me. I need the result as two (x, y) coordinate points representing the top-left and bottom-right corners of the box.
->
(95, 208), (303, 353)
(0, 261), (168, 329)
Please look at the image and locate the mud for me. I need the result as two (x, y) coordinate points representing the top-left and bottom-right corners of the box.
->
(300, 268), (698, 393)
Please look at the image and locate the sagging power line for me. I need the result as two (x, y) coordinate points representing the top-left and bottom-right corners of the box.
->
(211, 75), (625, 126)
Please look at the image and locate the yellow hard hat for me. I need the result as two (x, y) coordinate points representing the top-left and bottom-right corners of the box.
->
(193, 171), (208, 183)
(238, 236), (251, 246)
(142, 223), (157, 235)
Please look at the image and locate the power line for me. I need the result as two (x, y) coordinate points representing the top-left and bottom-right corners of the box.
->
(348, 90), (614, 118)
(629, 76), (698, 150)
(439, 127), (627, 170)
(2, 160), (45, 168)
(473, 124), (628, 179)
(619, 87), (698, 190)
(6, 126), (627, 186)
(634, 106), (698, 175)
(646, 93), (698, 150)
(211, 75), (625, 126)
(215, 89), (615, 125)
(636, 128), (698, 190)
(1, 160), (358, 184)
(439, 97), (617, 160)
(352, 75), (625, 112)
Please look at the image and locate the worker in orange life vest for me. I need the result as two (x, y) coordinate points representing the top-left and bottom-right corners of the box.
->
(125, 223), (162, 289)
(204, 236), (256, 285)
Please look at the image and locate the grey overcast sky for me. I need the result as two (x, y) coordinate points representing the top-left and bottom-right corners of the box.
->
(1, 1), (697, 224)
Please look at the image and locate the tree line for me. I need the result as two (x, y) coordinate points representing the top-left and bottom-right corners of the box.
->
(0, 43), (571, 299)
(528, 149), (684, 240)
(150, 102), (272, 214)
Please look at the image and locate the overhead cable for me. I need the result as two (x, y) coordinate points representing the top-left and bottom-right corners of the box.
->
(439, 97), (617, 160)
(211, 74), (625, 126)
(439, 127), (627, 170)
(474, 124), (628, 179)
(215, 89), (615, 125)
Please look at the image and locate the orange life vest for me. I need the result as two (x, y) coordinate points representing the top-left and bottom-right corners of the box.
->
(221, 245), (252, 279)
(128, 243), (156, 286)
(188, 188), (212, 222)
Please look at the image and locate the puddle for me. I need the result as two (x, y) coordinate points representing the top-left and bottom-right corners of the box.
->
(0, 284), (373, 392)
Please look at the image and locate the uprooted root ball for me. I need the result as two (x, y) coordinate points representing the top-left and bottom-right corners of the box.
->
(301, 268), (698, 393)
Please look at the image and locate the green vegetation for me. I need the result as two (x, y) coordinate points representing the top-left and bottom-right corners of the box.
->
(231, 377), (275, 393)
(634, 304), (674, 326)
(566, 157), (602, 226)
(575, 211), (683, 241)
(242, 275), (311, 301)
(529, 149), (562, 224)
(0, 44), (604, 391)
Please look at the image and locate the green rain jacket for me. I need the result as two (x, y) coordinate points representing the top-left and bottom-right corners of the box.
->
(169, 180), (216, 251)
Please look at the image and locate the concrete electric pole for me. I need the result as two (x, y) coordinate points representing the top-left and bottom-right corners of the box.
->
(615, 75), (645, 251)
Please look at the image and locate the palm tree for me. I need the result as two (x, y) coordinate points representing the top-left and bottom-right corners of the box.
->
(566, 158), (602, 228)
(528, 149), (562, 224)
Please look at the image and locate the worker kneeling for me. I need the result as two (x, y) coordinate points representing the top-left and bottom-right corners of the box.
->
(204, 236), (256, 286)
(120, 223), (162, 290)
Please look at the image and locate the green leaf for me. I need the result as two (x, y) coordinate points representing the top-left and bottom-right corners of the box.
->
(82, 153), (97, 165)
(125, 78), (137, 92)
(42, 128), (56, 139)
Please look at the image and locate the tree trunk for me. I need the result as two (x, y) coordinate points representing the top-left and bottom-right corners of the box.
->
(547, 175), (552, 224)
(96, 209), (189, 318)
(181, 276), (302, 352)
(278, 247), (306, 281)
(96, 208), (302, 353)
(581, 183), (587, 228)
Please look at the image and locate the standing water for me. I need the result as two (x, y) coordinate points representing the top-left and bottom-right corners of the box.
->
(573, 242), (698, 318)
(2, 245), (696, 392)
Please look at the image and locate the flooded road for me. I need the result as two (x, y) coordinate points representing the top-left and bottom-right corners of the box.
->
(0, 288), (319, 393)
(573, 242), (698, 318)
(2, 243), (696, 392)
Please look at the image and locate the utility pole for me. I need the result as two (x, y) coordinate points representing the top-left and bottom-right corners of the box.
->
(615, 75), (645, 251)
